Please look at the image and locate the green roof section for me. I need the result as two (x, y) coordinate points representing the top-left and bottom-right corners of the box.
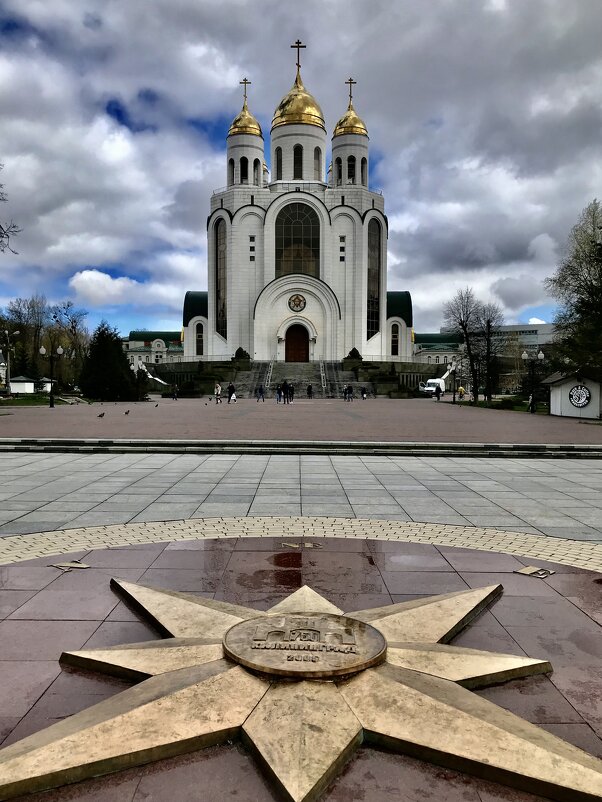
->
(386, 291), (413, 327)
(183, 291), (208, 327)
(414, 332), (463, 344)
(128, 331), (181, 344)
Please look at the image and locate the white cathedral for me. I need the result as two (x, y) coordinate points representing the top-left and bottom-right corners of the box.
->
(181, 44), (413, 364)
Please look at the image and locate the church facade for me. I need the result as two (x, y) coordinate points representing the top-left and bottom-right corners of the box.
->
(182, 46), (413, 364)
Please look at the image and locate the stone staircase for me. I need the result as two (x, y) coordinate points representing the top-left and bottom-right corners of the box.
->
(232, 361), (269, 398)
(323, 362), (375, 399)
(267, 362), (325, 399)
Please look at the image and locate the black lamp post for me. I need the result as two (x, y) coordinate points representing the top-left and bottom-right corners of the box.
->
(2, 329), (20, 393)
(39, 345), (63, 408)
(521, 349), (544, 413)
(451, 361), (457, 405)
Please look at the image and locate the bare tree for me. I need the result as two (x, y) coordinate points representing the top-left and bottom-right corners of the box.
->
(443, 287), (481, 402)
(0, 164), (20, 254)
(474, 302), (506, 402)
(50, 301), (90, 383)
(5, 294), (50, 376)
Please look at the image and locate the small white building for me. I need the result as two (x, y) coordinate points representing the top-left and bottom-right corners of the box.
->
(39, 377), (53, 393)
(542, 372), (601, 419)
(9, 376), (35, 394)
(0, 351), (6, 386)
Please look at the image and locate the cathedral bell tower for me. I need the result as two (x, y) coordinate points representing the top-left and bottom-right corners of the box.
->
(226, 78), (265, 188)
(270, 40), (327, 184)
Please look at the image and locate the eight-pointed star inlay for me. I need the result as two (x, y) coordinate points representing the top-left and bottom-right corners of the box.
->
(0, 579), (601, 802)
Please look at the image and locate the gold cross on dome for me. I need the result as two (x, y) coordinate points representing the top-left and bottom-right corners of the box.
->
(291, 39), (306, 70)
(239, 77), (251, 101)
(345, 76), (357, 103)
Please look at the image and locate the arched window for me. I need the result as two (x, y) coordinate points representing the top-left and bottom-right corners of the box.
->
(240, 157), (248, 184)
(293, 145), (303, 180)
(427, 356), (431, 364)
(444, 356), (448, 364)
(391, 323), (399, 356)
(335, 157), (342, 186)
(215, 219), (227, 339)
(435, 356), (440, 364)
(361, 157), (367, 186)
(275, 202), (320, 278)
(228, 158), (234, 186)
(367, 219), (381, 339)
(275, 147), (282, 180)
(313, 147), (322, 180)
(195, 322), (204, 356)
(253, 159), (260, 186)
(347, 155), (356, 184)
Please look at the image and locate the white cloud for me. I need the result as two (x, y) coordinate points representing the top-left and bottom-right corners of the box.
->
(528, 317), (546, 324)
(0, 0), (600, 332)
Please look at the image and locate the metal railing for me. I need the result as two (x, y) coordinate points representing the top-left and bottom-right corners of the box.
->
(265, 358), (274, 390)
(319, 360), (327, 393)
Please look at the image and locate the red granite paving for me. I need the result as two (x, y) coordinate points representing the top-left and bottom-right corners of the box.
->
(1, 397), (602, 443)
(0, 537), (601, 802)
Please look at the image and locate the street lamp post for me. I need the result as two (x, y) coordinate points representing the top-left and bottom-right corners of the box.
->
(451, 362), (457, 405)
(39, 345), (64, 408)
(521, 349), (544, 413)
(2, 330), (20, 394)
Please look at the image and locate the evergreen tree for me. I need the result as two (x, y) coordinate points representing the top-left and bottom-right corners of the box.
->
(546, 199), (602, 379)
(79, 321), (137, 401)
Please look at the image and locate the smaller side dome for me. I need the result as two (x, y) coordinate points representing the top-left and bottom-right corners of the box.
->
(228, 98), (263, 138)
(333, 100), (368, 138)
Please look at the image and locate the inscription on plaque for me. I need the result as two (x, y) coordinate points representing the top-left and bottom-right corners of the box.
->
(223, 613), (386, 678)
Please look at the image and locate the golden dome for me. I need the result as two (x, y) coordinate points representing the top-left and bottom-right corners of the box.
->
(332, 99), (368, 138)
(228, 98), (263, 138)
(271, 69), (325, 131)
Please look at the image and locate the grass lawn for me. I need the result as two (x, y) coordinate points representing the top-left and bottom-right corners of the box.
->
(0, 395), (68, 407)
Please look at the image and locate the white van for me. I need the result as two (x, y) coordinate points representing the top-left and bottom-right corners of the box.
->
(419, 378), (445, 397)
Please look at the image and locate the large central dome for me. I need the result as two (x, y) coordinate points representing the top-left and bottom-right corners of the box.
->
(271, 69), (325, 131)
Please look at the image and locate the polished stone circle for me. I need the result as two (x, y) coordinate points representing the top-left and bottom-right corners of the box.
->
(223, 613), (387, 678)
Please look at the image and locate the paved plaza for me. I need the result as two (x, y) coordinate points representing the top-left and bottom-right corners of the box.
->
(1, 409), (601, 802)
(2, 397), (602, 443)
(0, 452), (601, 542)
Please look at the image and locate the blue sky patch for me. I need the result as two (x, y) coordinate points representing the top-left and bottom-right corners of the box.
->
(105, 97), (157, 133)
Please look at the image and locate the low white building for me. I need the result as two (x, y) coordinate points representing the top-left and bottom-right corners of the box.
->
(543, 372), (601, 419)
(9, 376), (35, 394)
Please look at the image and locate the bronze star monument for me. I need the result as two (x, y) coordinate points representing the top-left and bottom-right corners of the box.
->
(0, 579), (601, 802)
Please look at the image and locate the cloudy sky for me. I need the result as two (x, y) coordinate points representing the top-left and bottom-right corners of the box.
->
(1, 0), (601, 335)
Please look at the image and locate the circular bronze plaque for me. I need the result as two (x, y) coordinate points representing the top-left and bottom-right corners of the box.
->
(223, 613), (386, 679)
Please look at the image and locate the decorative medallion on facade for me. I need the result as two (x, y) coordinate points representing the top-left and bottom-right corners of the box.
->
(568, 384), (591, 408)
(288, 293), (307, 312)
(1, 579), (601, 802)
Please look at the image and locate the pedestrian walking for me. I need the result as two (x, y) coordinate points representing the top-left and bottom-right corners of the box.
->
(347, 385), (354, 401)
(435, 384), (441, 402)
(307, 383), (313, 399)
(289, 384), (295, 403)
(227, 382), (235, 403)
(282, 380), (290, 404)
(172, 385), (178, 401)
(458, 386), (465, 401)
(360, 386), (367, 400)
(256, 384), (265, 402)
(276, 384), (282, 403)
(343, 385), (348, 402)
(214, 382), (222, 404)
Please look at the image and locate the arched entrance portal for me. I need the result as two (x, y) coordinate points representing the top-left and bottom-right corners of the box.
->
(285, 324), (309, 362)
